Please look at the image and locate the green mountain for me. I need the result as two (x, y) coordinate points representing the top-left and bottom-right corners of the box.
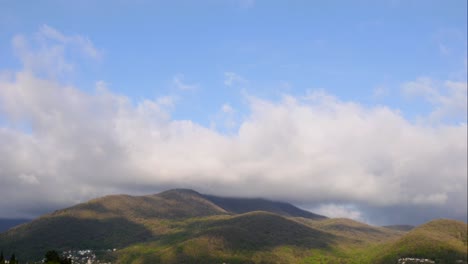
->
(0, 189), (466, 264)
(203, 194), (326, 219)
(0, 189), (325, 260)
(373, 219), (468, 264)
(303, 218), (404, 243)
(116, 211), (336, 264)
(382, 225), (415, 232)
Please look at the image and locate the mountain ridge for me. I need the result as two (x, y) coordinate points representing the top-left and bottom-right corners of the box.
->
(0, 189), (466, 264)
(0, 188), (326, 260)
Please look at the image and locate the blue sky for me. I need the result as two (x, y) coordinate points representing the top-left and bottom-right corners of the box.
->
(0, 0), (466, 224)
(1, 0), (466, 126)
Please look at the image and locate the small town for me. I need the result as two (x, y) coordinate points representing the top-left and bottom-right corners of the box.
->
(397, 257), (435, 264)
(60, 249), (115, 264)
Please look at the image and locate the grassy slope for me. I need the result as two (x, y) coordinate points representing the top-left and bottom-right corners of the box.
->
(116, 217), (467, 264)
(372, 219), (468, 264)
(116, 214), (410, 264)
(116, 211), (337, 264)
(299, 218), (467, 264)
(1, 189), (466, 263)
(0, 189), (227, 260)
(302, 218), (403, 243)
(0, 189), (330, 261)
(292, 218), (405, 264)
(382, 225), (415, 232)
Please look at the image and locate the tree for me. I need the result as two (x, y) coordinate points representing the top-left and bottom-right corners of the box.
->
(9, 253), (17, 264)
(45, 250), (61, 264)
(60, 257), (72, 264)
(0, 251), (4, 264)
(44, 250), (71, 264)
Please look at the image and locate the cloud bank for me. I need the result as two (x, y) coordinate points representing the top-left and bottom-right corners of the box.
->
(0, 26), (466, 225)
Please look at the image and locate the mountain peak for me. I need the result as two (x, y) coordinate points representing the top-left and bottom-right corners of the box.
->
(157, 188), (201, 196)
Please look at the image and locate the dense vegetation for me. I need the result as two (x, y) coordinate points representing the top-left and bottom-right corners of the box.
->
(373, 219), (468, 264)
(0, 189), (466, 264)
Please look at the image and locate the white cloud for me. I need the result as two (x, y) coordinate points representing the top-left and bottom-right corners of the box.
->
(95, 80), (109, 91)
(12, 34), (74, 76)
(411, 193), (447, 206)
(12, 25), (101, 77)
(156, 95), (176, 108)
(0, 27), (466, 223)
(402, 77), (467, 122)
(39, 25), (101, 60)
(210, 103), (237, 132)
(313, 204), (364, 222)
(224, 72), (248, 87)
(0, 72), (466, 219)
(18, 173), (40, 185)
(172, 74), (198, 90)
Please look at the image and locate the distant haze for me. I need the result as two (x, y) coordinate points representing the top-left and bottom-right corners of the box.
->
(0, 1), (466, 225)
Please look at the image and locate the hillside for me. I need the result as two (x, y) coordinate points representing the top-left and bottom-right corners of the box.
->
(115, 217), (468, 264)
(0, 219), (31, 233)
(373, 219), (468, 264)
(61, 189), (228, 220)
(0, 189), (326, 260)
(203, 194), (326, 220)
(382, 225), (415, 232)
(117, 211), (337, 264)
(0, 189), (226, 259)
(1, 189), (465, 264)
(303, 218), (403, 243)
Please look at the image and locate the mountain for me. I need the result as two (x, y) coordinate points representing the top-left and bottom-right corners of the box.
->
(382, 224), (415, 232)
(203, 194), (326, 219)
(117, 211), (336, 264)
(0, 189), (326, 260)
(0, 189), (466, 264)
(0, 219), (31, 233)
(373, 219), (468, 264)
(303, 218), (404, 243)
(117, 217), (467, 264)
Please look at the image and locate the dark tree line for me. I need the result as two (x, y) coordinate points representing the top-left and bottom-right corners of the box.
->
(44, 250), (71, 264)
(0, 251), (18, 264)
(0, 250), (71, 264)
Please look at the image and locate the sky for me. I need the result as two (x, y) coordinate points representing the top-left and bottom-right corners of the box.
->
(0, 0), (466, 225)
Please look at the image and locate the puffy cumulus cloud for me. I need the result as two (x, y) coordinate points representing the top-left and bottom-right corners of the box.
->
(0, 26), (466, 224)
(0, 72), (466, 222)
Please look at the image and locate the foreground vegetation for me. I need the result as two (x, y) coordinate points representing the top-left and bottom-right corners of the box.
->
(114, 216), (467, 264)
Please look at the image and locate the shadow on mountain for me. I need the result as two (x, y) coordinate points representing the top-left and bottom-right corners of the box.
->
(117, 211), (337, 264)
(0, 215), (153, 260)
(199, 212), (335, 250)
(153, 211), (335, 251)
(203, 194), (326, 219)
